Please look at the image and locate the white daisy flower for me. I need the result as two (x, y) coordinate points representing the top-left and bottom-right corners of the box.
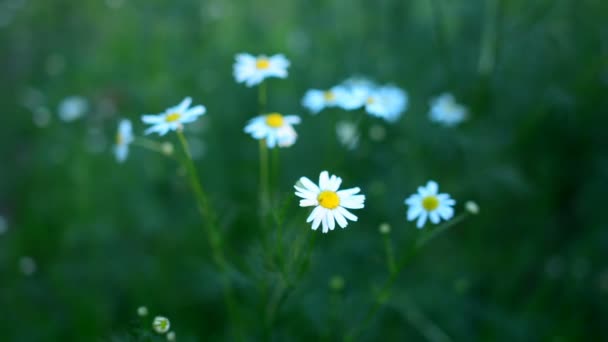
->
(152, 316), (171, 334)
(365, 85), (408, 122)
(58, 95), (88, 122)
(233, 53), (290, 87)
(405, 180), (456, 229)
(295, 171), (365, 233)
(114, 119), (133, 163)
(301, 86), (350, 114)
(141, 97), (206, 136)
(429, 93), (468, 126)
(244, 112), (301, 148)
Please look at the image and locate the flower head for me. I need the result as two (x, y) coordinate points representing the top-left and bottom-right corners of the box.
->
(58, 96), (88, 122)
(244, 112), (301, 148)
(301, 86), (350, 114)
(335, 120), (360, 150)
(233, 53), (290, 87)
(141, 97), (206, 136)
(137, 306), (148, 317)
(295, 171), (365, 233)
(429, 93), (467, 126)
(338, 78), (376, 110)
(152, 316), (171, 334)
(405, 181), (455, 228)
(114, 119), (133, 163)
(365, 85), (408, 122)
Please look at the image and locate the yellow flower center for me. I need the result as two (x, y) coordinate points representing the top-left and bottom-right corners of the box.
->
(422, 196), (440, 211)
(265, 113), (284, 128)
(116, 133), (123, 145)
(256, 58), (270, 70)
(324, 91), (335, 101)
(366, 97), (375, 105)
(318, 190), (340, 209)
(165, 112), (181, 122)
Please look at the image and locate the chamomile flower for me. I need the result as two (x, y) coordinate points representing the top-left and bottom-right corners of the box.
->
(114, 119), (133, 163)
(295, 171), (365, 233)
(429, 93), (468, 126)
(365, 85), (408, 122)
(141, 97), (206, 136)
(244, 112), (301, 148)
(335, 120), (359, 150)
(233, 53), (290, 87)
(301, 86), (350, 114)
(405, 181), (455, 228)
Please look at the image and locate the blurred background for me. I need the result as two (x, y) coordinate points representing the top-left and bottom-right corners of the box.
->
(1, 0), (608, 340)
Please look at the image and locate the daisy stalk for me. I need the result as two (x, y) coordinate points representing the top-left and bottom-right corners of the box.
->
(344, 213), (471, 342)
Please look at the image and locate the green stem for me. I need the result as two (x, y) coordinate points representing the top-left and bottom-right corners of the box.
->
(176, 130), (243, 341)
(383, 234), (397, 276)
(478, 0), (498, 75)
(258, 82), (267, 113)
(345, 214), (469, 342)
(259, 139), (270, 215)
(132, 138), (167, 155)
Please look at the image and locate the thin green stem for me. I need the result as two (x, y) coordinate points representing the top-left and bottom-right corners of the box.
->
(345, 214), (469, 342)
(175, 130), (243, 341)
(132, 138), (169, 156)
(383, 234), (397, 276)
(478, 0), (498, 75)
(258, 82), (267, 113)
(259, 139), (270, 215)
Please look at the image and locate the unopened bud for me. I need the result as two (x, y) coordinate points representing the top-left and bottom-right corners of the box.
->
(465, 201), (479, 215)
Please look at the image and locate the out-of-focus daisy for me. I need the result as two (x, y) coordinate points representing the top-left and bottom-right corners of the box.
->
(142, 97), (206, 136)
(339, 78), (376, 110)
(301, 86), (350, 114)
(114, 119), (133, 163)
(233, 53), (290, 87)
(405, 180), (455, 228)
(153, 316), (171, 334)
(429, 93), (468, 126)
(335, 120), (359, 150)
(295, 171), (365, 233)
(365, 85), (408, 122)
(137, 306), (148, 317)
(244, 112), (301, 148)
(58, 96), (88, 122)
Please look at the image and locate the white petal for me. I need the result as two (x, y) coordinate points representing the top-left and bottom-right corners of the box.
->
(299, 177), (320, 193)
(405, 194), (421, 206)
(340, 195), (365, 209)
(429, 211), (440, 224)
(300, 198), (317, 207)
(142, 114), (164, 124)
(426, 181), (439, 195)
(319, 171), (330, 190)
(328, 175), (342, 192)
(333, 210), (348, 228)
(337, 187), (360, 197)
(337, 206), (357, 222)
(416, 212), (428, 228)
(438, 206), (454, 220)
(407, 205), (422, 221)
(307, 206), (323, 222)
(326, 210), (335, 230)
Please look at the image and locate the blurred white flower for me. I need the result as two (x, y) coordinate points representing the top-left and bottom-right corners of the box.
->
(137, 306), (148, 317)
(465, 200), (480, 215)
(58, 96), (88, 122)
(233, 53), (290, 87)
(114, 119), (133, 163)
(339, 78), (376, 110)
(301, 86), (350, 114)
(405, 181), (455, 228)
(244, 112), (301, 148)
(429, 93), (467, 126)
(365, 85), (408, 122)
(167, 331), (176, 341)
(295, 171), (365, 233)
(335, 120), (359, 150)
(153, 316), (171, 334)
(142, 97), (206, 136)
(19, 256), (37, 276)
(378, 222), (391, 234)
